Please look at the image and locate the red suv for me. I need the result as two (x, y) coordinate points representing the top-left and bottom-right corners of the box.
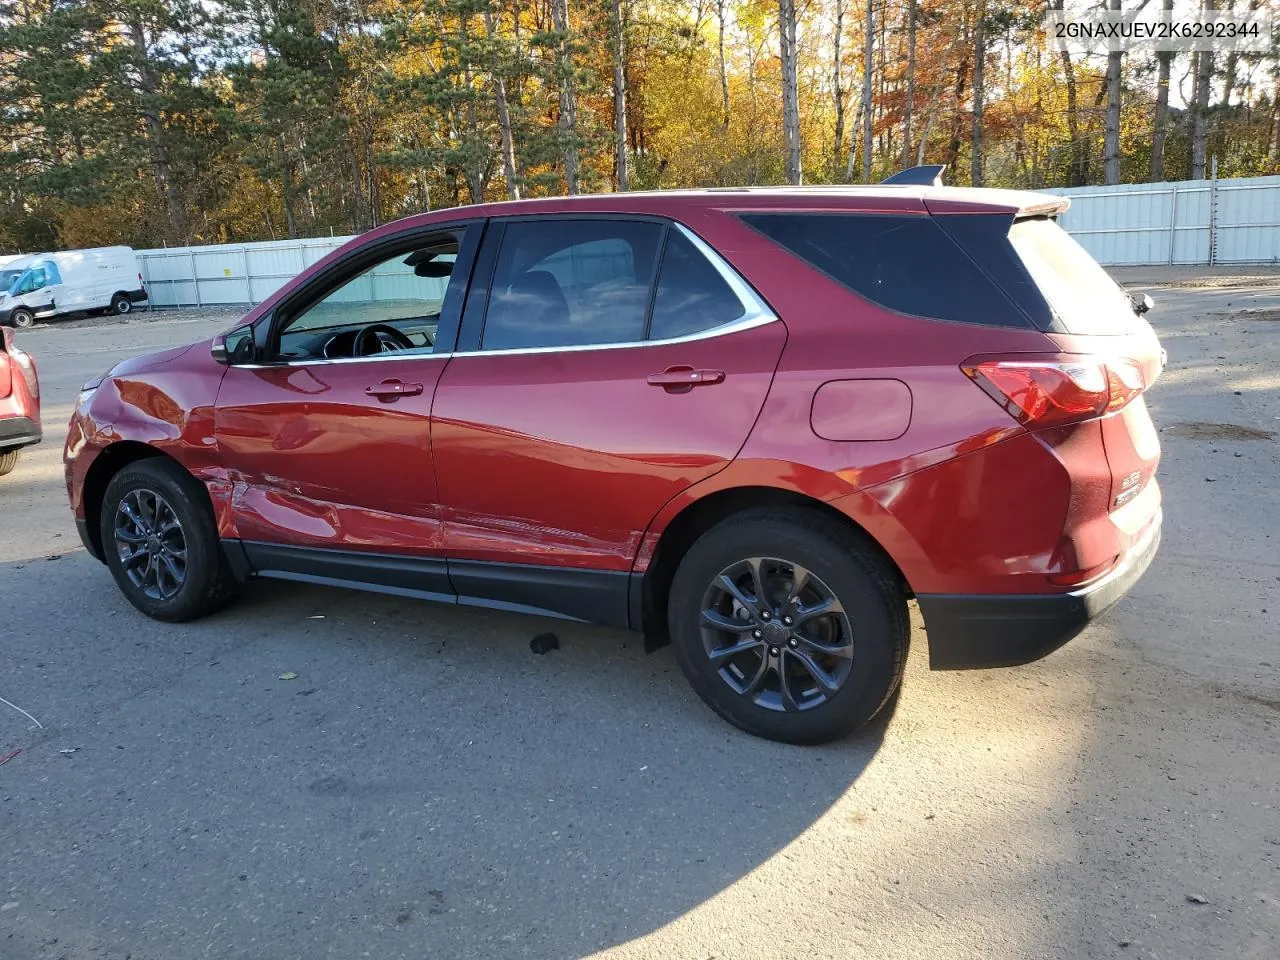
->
(65, 180), (1163, 743)
(1, 326), (40, 478)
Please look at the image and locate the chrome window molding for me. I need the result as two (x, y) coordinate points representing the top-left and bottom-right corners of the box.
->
(234, 350), (452, 370)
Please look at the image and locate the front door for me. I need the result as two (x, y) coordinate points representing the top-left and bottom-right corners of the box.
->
(431, 217), (786, 617)
(214, 223), (481, 594)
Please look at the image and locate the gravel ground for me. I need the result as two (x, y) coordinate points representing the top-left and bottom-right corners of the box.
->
(0, 274), (1277, 960)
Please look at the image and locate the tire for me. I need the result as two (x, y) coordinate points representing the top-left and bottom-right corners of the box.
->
(0, 449), (19, 477)
(99, 458), (238, 622)
(111, 294), (132, 315)
(10, 308), (34, 328)
(668, 508), (908, 745)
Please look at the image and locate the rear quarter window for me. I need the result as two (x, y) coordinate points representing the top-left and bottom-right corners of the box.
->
(1005, 217), (1145, 336)
(739, 212), (1034, 329)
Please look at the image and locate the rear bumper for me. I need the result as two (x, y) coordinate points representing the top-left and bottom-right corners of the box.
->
(918, 508), (1162, 670)
(0, 415), (41, 450)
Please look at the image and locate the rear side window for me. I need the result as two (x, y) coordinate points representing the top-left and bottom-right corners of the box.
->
(649, 230), (746, 340)
(1006, 217), (1143, 335)
(482, 220), (663, 350)
(740, 213), (1033, 328)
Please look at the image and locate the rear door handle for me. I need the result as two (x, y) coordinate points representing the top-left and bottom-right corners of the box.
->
(365, 379), (423, 400)
(646, 366), (726, 391)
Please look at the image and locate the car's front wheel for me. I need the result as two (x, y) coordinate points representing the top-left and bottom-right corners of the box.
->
(100, 458), (238, 622)
(10, 308), (34, 328)
(668, 509), (908, 744)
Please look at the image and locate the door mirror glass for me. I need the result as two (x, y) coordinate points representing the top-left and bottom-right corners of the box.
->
(215, 325), (256, 364)
(1129, 292), (1154, 315)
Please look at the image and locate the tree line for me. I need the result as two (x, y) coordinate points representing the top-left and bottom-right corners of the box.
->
(1, 0), (1277, 252)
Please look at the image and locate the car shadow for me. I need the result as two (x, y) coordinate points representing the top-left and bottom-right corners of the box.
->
(0, 557), (892, 959)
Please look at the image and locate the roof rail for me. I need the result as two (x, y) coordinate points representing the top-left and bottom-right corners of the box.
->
(880, 164), (946, 187)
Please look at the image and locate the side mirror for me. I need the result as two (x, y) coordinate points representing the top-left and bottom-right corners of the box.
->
(1129, 292), (1154, 315)
(213, 324), (256, 365)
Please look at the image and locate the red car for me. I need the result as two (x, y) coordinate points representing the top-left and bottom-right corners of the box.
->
(65, 177), (1163, 743)
(0, 326), (40, 478)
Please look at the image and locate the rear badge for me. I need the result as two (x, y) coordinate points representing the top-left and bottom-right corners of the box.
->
(1115, 471), (1143, 507)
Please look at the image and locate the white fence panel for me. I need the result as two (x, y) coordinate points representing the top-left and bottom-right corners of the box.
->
(1051, 175), (1280, 266)
(138, 236), (353, 308)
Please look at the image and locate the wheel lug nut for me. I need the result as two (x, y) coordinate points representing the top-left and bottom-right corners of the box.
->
(753, 629), (762, 639)
(760, 611), (770, 620)
(782, 616), (793, 626)
(787, 638), (798, 648)
(769, 646), (780, 656)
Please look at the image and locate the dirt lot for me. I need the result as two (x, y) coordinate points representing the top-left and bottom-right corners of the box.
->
(1, 277), (1278, 960)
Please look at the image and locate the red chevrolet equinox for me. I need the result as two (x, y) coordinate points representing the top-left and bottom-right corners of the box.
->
(65, 180), (1164, 743)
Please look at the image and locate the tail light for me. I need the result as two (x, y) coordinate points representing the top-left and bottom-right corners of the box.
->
(7, 340), (38, 399)
(962, 355), (1145, 429)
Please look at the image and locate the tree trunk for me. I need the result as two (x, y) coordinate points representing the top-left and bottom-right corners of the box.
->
(1220, 51), (1237, 107)
(717, 0), (730, 129)
(1150, 59), (1172, 180)
(901, 0), (916, 168)
(1058, 50), (1086, 185)
(861, 0), (874, 181)
(1190, 8), (1214, 180)
(1101, 0), (1122, 184)
(551, 0), (579, 193)
(279, 135), (298, 240)
(845, 92), (863, 181)
(779, 0), (801, 184)
(942, 44), (970, 171)
(832, 0), (846, 176)
(971, 1), (986, 187)
(1269, 76), (1280, 161)
(611, 0), (629, 190)
(349, 147), (364, 232)
(127, 16), (186, 244)
(484, 10), (521, 200)
(366, 133), (380, 226)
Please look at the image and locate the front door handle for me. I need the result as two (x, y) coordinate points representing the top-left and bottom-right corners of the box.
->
(365, 379), (423, 400)
(646, 366), (726, 392)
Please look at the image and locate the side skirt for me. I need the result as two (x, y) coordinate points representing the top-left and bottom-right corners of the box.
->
(229, 540), (633, 631)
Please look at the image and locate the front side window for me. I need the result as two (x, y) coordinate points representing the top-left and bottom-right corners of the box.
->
(275, 236), (462, 361)
(481, 220), (663, 350)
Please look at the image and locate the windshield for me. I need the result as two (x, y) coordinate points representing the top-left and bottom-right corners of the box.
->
(1008, 217), (1141, 335)
(0, 270), (22, 294)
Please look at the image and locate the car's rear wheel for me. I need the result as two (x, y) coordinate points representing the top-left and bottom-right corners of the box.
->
(668, 509), (907, 744)
(0, 449), (20, 477)
(111, 293), (132, 315)
(10, 308), (34, 328)
(100, 458), (238, 622)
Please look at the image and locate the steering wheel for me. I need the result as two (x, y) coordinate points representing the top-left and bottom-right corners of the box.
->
(353, 323), (414, 356)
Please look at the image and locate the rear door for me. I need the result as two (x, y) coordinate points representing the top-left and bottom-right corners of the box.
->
(431, 216), (786, 602)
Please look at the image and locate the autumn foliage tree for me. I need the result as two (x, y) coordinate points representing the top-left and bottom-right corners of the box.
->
(1, 0), (1277, 251)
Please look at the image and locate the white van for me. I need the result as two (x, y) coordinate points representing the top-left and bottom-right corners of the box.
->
(0, 246), (148, 328)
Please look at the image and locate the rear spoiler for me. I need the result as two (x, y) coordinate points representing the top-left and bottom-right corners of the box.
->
(881, 165), (946, 187)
